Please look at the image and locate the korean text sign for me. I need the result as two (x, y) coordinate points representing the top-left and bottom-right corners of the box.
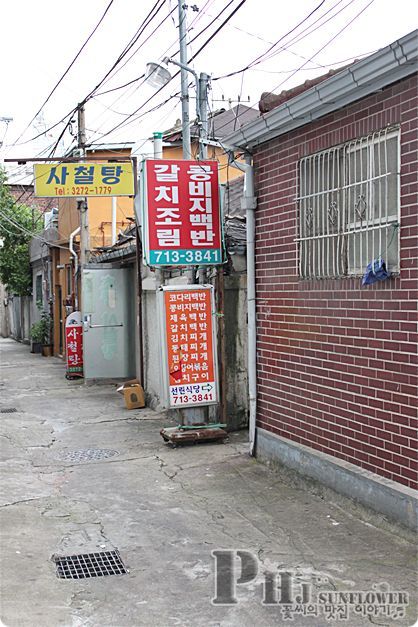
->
(34, 162), (134, 197)
(65, 312), (83, 376)
(142, 159), (222, 266)
(161, 286), (218, 408)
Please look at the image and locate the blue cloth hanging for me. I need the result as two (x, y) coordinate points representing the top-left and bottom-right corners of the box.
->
(362, 258), (390, 286)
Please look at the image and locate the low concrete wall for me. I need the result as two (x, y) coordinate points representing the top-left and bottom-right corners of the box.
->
(0, 284), (10, 338)
(256, 427), (418, 531)
(224, 274), (247, 430)
(7, 295), (31, 343)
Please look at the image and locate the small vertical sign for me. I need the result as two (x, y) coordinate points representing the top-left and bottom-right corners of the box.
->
(160, 286), (218, 408)
(65, 311), (84, 377)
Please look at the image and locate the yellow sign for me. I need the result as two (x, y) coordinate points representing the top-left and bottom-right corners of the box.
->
(34, 162), (134, 197)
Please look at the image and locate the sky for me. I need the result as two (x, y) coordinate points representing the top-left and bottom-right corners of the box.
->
(1, 0), (416, 183)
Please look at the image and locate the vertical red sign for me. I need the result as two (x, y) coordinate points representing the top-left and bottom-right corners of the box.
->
(162, 286), (217, 408)
(65, 312), (83, 377)
(143, 159), (222, 266)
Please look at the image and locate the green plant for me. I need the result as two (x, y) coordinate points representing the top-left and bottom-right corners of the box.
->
(0, 168), (41, 295)
(30, 310), (51, 344)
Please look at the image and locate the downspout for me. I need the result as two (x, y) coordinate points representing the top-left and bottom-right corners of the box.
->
(111, 198), (117, 246)
(69, 226), (81, 310)
(230, 154), (257, 456)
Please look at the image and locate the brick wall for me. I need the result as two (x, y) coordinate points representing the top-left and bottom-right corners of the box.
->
(9, 184), (56, 214)
(253, 74), (417, 490)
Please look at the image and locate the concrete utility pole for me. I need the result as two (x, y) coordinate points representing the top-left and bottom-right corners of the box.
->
(77, 104), (89, 267)
(178, 1), (191, 160)
(198, 73), (210, 160)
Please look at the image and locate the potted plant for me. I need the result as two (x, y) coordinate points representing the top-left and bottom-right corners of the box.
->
(30, 319), (46, 354)
(30, 310), (52, 355)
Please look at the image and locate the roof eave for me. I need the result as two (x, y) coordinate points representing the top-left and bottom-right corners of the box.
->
(224, 29), (418, 149)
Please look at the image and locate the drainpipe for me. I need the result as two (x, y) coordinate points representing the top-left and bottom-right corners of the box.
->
(69, 226), (81, 310)
(230, 154), (257, 456)
(111, 197), (117, 246)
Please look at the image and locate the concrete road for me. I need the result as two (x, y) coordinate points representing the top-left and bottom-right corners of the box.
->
(0, 338), (416, 626)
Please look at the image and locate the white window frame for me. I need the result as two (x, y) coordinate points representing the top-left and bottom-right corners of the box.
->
(296, 127), (400, 279)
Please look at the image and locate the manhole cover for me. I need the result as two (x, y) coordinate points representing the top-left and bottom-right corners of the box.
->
(54, 550), (127, 579)
(0, 408), (18, 413)
(57, 449), (119, 463)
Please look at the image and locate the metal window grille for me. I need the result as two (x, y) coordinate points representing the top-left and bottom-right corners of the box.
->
(296, 127), (400, 279)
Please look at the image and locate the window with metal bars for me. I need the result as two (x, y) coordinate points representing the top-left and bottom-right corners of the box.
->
(296, 127), (400, 279)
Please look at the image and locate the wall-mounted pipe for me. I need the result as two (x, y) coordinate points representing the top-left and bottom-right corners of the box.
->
(69, 226), (80, 310)
(230, 155), (257, 456)
(111, 197), (117, 245)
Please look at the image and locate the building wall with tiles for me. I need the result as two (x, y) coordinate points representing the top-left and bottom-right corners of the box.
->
(253, 74), (417, 489)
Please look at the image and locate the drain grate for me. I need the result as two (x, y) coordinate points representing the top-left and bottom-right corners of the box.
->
(0, 408), (18, 413)
(54, 550), (127, 579)
(57, 448), (119, 463)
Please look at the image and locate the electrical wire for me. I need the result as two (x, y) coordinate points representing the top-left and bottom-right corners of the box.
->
(7, 0), (166, 150)
(87, 0), (250, 145)
(0, 207), (69, 250)
(213, 0), (377, 139)
(262, 0), (376, 100)
(96, 3), (177, 91)
(10, 0), (115, 148)
(212, 0), (330, 80)
(254, 0), (358, 67)
(247, 49), (377, 73)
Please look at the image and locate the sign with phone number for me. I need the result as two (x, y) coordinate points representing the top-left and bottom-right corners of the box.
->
(170, 383), (215, 406)
(34, 162), (134, 197)
(161, 286), (218, 409)
(142, 159), (223, 267)
(150, 249), (221, 265)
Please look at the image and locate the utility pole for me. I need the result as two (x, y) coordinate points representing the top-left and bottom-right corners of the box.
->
(198, 73), (210, 160)
(178, 1), (191, 159)
(77, 103), (89, 267)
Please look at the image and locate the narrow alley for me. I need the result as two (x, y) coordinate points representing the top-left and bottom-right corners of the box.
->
(0, 338), (416, 626)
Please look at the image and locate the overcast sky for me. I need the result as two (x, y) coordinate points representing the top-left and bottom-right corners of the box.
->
(1, 0), (416, 182)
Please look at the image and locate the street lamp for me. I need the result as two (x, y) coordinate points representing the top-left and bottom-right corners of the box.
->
(145, 56), (209, 160)
(145, 62), (172, 89)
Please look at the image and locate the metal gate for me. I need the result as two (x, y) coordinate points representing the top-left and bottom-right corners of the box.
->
(82, 266), (135, 380)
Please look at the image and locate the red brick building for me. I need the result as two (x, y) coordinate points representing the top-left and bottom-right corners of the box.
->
(225, 30), (417, 527)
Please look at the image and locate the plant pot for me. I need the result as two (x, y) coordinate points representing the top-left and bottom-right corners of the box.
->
(31, 342), (42, 354)
(42, 344), (53, 357)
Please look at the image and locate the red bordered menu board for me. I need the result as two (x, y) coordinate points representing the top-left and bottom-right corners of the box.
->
(160, 286), (218, 408)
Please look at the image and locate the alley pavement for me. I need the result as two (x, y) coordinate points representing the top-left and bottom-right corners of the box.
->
(0, 338), (416, 627)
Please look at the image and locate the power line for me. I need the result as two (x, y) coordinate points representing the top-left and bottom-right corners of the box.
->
(7, 0), (166, 150)
(10, 0), (115, 147)
(81, 0), (166, 103)
(264, 0), (376, 98)
(255, 0), (358, 67)
(96, 3), (177, 91)
(0, 207), (69, 250)
(214, 0), (377, 139)
(247, 50), (377, 73)
(212, 0), (328, 80)
(88, 0), (250, 144)
(188, 0), (248, 64)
